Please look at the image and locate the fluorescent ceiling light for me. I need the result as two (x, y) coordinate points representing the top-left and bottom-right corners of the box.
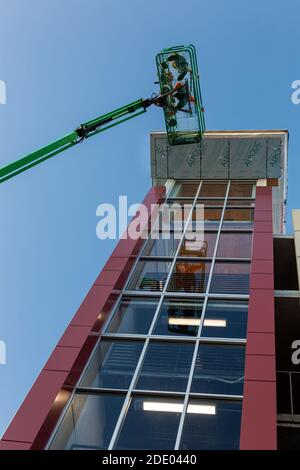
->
(168, 318), (226, 327)
(168, 317), (201, 326)
(187, 404), (216, 415)
(143, 402), (216, 415)
(203, 319), (227, 327)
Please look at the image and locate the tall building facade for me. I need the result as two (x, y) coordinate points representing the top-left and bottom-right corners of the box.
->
(0, 130), (290, 450)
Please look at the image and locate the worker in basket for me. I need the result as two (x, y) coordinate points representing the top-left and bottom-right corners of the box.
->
(173, 82), (195, 112)
(167, 52), (192, 80)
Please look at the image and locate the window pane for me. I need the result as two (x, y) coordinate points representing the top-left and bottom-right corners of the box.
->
(169, 182), (199, 198)
(160, 201), (193, 231)
(191, 344), (245, 395)
(142, 232), (180, 257)
(217, 232), (253, 258)
(127, 261), (171, 292)
(107, 298), (158, 335)
(199, 182), (227, 197)
(210, 262), (250, 294)
(136, 341), (194, 392)
(202, 300), (248, 339)
(222, 208), (254, 229)
(153, 299), (203, 337)
(50, 393), (125, 450)
(80, 341), (143, 389)
(229, 182), (254, 197)
(192, 207), (222, 229)
(115, 396), (183, 450)
(180, 399), (242, 450)
(168, 261), (212, 293)
(180, 232), (217, 258)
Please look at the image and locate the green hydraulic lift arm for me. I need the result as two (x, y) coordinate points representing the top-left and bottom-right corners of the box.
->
(0, 97), (153, 184)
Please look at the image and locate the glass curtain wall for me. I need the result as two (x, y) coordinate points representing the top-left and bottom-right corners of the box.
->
(49, 180), (255, 450)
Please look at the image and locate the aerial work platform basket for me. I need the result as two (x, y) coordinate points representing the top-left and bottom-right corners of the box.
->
(156, 44), (205, 146)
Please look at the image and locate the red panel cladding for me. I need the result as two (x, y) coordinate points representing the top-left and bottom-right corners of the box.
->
(44, 346), (81, 372)
(240, 381), (276, 450)
(0, 441), (32, 450)
(240, 186), (276, 450)
(246, 332), (275, 356)
(253, 220), (273, 233)
(243, 355), (276, 382)
(254, 210), (273, 222)
(252, 233), (274, 260)
(103, 256), (129, 271)
(58, 326), (91, 348)
(247, 289), (275, 333)
(94, 270), (122, 287)
(250, 273), (274, 289)
(0, 185), (166, 450)
(2, 371), (69, 444)
(251, 259), (273, 274)
(70, 285), (112, 327)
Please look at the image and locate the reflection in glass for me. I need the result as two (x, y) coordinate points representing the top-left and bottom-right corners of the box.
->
(217, 232), (253, 258)
(168, 261), (212, 293)
(194, 206), (222, 221)
(180, 399), (242, 450)
(193, 207), (222, 229)
(210, 262), (250, 294)
(128, 261), (171, 292)
(229, 182), (254, 198)
(202, 300), (248, 339)
(50, 393), (125, 450)
(115, 396), (183, 450)
(153, 299), (203, 337)
(142, 232), (180, 257)
(136, 341), (194, 392)
(80, 341), (143, 389)
(180, 232), (217, 258)
(160, 201), (193, 231)
(169, 182), (199, 198)
(191, 344), (245, 395)
(222, 208), (254, 229)
(107, 298), (158, 335)
(199, 182), (227, 197)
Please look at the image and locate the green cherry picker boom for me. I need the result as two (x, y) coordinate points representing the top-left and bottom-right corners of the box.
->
(0, 45), (205, 185)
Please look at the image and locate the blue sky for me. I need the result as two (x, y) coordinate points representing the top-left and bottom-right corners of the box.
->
(0, 0), (299, 437)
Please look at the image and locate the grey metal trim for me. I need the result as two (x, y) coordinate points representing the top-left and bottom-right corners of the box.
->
(274, 290), (300, 298)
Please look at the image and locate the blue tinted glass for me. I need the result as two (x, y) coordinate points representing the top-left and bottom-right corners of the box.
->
(209, 262), (250, 294)
(115, 396), (183, 450)
(136, 341), (194, 392)
(80, 341), (143, 389)
(202, 300), (248, 339)
(107, 298), (158, 335)
(167, 261), (212, 293)
(50, 393), (125, 450)
(180, 399), (242, 450)
(142, 233), (180, 257)
(153, 299), (203, 337)
(191, 344), (245, 396)
(128, 261), (171, 292)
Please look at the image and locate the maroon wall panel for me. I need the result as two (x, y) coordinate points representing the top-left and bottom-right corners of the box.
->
(0, 185), (165, 450)
(240, 186), (277, 450)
